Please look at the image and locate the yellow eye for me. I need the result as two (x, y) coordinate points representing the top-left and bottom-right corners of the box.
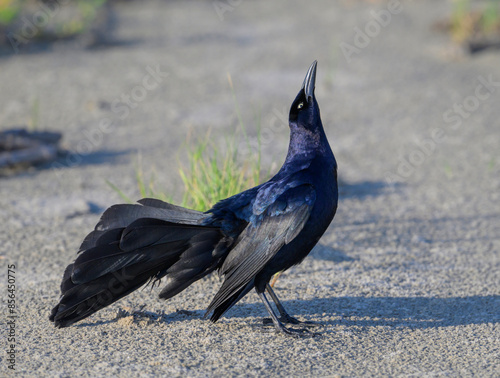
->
(297, 102), (304, 109)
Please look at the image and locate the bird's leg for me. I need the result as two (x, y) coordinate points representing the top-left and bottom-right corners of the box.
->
(269, 271), (282, 287)
(265, 284), (322, 327)
(258, 291), (319, 338)
(266, 284), (299, 323)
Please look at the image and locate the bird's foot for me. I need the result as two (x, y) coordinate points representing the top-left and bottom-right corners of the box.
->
(278, 325), (321, 338)
(263, 314), (322, 327)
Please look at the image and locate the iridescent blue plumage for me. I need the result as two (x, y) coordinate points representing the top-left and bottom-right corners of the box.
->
(50, 61), (338, 338)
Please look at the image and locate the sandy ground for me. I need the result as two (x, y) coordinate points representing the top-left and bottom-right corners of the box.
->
(1, 0), (499, 376)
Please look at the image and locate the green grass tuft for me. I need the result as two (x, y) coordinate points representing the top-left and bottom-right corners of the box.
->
(177, 130), (262, 211)
(0, 0), (21, 26)
(451, 0), (500, 42)
(108, 76), (269, 211)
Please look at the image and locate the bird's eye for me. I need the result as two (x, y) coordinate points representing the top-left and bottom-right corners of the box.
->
(297, 102), (304, 109)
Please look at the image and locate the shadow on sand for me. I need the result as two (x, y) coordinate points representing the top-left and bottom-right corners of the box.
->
(338, 179), (400, 199)
(75, 294), (498, 330)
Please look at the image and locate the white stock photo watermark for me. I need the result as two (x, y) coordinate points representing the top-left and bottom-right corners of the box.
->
(385, 74), (500, 184)
(6, 0), (71, 53)
(212, 0), (244, 21)
(237, 106), (289, 158)
(51, 63), (169, 176)
(442, 75), (500, 129)
(340, 0), (410, 63)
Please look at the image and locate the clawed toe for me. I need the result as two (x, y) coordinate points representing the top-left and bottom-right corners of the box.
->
(258, 289), (323, 338)
(291, 319), (323, 327)
(281, 326), (321, 338)
(263, 317), (273, 325)
(263, 315), (322, 327)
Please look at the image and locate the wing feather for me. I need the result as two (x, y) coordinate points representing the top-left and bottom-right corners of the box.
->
(206, 184), (315, 314)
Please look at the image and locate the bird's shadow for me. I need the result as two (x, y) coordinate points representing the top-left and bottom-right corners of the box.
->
(309, 243), (355, 263)
(338, 179), (402, 199)
(76, 295), (499, 330)
(275, 295), (500, 329)
(214, 295), (500, 331)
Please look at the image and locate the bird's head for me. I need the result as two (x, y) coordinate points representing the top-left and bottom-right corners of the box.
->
(289, 60), (322, 133)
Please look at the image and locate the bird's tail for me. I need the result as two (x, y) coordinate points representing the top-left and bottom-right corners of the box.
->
(49, 198), (227, 328)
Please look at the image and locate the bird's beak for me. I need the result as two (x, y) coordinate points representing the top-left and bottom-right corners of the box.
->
(301, 60), (317, 102)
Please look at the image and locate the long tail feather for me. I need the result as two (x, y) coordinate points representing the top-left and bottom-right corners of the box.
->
(50, 199), (227, 327)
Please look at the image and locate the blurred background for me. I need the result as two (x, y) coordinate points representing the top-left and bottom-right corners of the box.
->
(1, 0), (499, 208)
(1, 1), (499, 375)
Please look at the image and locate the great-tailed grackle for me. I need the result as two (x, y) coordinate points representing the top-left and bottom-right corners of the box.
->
(50, 61), (338, 337)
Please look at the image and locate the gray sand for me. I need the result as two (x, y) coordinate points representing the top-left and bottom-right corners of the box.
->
(1, 0), (499, 376)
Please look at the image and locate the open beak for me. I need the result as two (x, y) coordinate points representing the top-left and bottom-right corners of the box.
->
(301, 60), (317, 102)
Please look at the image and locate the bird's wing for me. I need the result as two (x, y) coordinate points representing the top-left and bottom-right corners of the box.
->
(251, 166), (312, 216)
(80, 198), (208, 251)
(206, 184), (316, 314)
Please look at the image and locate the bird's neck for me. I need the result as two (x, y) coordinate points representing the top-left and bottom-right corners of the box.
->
(284, 126), (331, 165)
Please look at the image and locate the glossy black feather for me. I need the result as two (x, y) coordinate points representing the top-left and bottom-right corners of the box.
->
(50, 61), (338, 335)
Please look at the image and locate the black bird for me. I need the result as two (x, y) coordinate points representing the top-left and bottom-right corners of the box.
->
(50, 61), (338, 337)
